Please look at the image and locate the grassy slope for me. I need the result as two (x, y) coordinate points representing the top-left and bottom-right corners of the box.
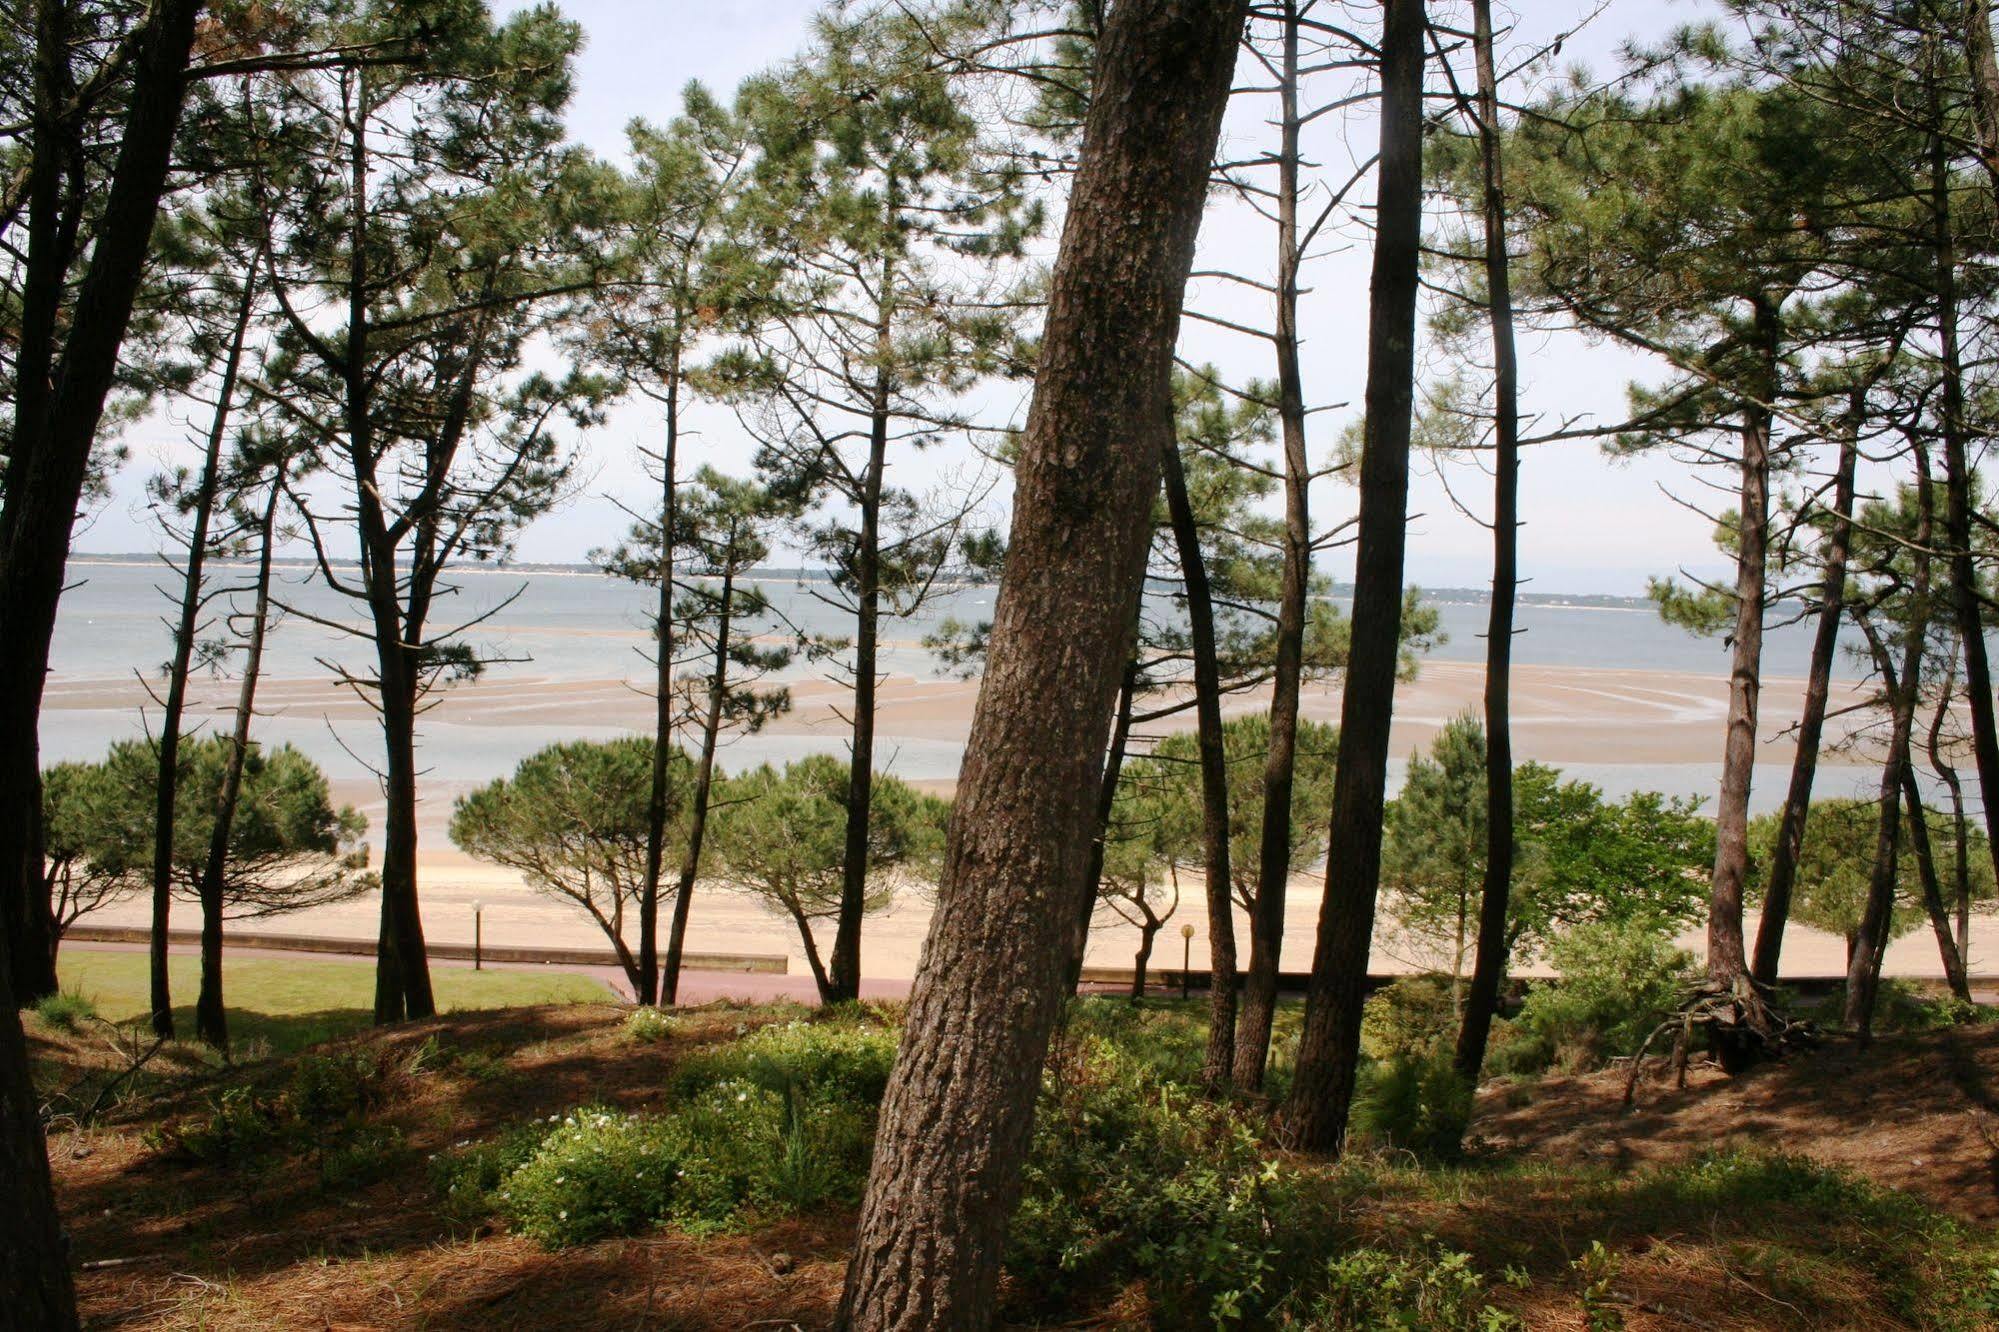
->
(34, 999), (1999, 1330)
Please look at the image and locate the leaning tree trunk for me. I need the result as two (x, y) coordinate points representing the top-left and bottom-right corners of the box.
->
(1930, 125), (1999, 903)
(0, 0), (204, 1008)
(637, 364), (681, 1007)
(194, 478), (284, 1049)
(834, 6), (1244, 1325)
(1277, 0), (1427, 1156)
(830, 347), (894, 1006)
(1160, 434), (1238, 1091)
(1751, 416), (1859, 985)
(1902, 763), (1971, 1001)
(1454, 0), (1522, 1087)
(1237, 0), (1309, 1092)
(1968, 0), (1999, 196)
(148, 264), (259, 1040)
(662, 554), (735, 1006)
(1070, 659), (1139, 993)
(1707, 302), (1779, 990)
(1, 949), (77, 1331)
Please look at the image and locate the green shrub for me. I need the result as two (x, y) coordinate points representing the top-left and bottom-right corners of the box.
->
(320, 1123), (411, 1190)
(672, 1019), (897, 1106)
(623, 1006), (676, 1043)
(431, 1121), (555, 1216)
(502, 1107), (682, 1246)
(1362, 975), (1461, 1062)
(1353, 1053), (1474, 1159)
(1499, 923), (1695, 1073)
(287, 1049), (391, 1123)
(1008, 1038), (1308, 1328)
(146, 1085), (285, 1164)
(1297, 1243), (1525, 1330)
(1872, 980), (1993, 1033)
(31, 986), (97, 1033)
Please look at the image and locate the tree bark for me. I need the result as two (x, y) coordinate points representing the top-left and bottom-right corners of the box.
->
(638, 361), (681, 1006)
(195, 479), (284, 1050)
(1453, 0), (1522, 1087)
(0, 0), (204, 1008)
(1070, 659), (1138, 992)
(1, 946), (77, 1331)
(1929, 114), (1999, 906)
(1967, 0), (1999, 197)
(1160, 432), (1238, 1091)
(1847, 449), (1936, 1039)
(148, 266), (260, 1041)
(1237, 0), (1308, 1092)
(1706, 300), (1779, 989)
(1276, 0), (1426, 1156)
(662, 553), (734, 1006)
(834, 6), (1244, 1324)
(1902, 763), (1971, 1000)
(1751, 415), (1859, 985)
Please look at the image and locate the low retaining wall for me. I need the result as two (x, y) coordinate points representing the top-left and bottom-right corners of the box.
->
(64, 925), (788, 975)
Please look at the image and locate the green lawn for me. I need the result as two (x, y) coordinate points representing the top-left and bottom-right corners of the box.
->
(54, 949), (614, 1055)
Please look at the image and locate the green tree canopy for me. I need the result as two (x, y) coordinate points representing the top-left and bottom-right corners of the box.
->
(709, 754), (949, 1000)
(50, 738), (369, 929)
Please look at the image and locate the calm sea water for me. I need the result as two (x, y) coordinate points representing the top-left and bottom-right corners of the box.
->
(43, 556), (1893, 808)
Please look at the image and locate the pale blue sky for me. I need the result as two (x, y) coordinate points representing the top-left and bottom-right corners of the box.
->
(79, 0), (1756, 596)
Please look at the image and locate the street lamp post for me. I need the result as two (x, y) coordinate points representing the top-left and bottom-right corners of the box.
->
(473, 900), (484, 972)
(1180, 923), (1195, 1000)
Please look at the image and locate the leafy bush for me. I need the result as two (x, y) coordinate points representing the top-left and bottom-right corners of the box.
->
(430, 1121), (555, 1217)
(1871, 980), (1994, 1033)
(1496, 922), (1695, 1073)
(1297, 1243), (1525, 1330)
(287, 1048), (392, 1123)
(31, 986), (98, 1034)
(146, 1086), (286, 1163)
(1008, 1037), (1310, 1328)
(320, 1123), (411, 1190)
(672, 1019), (897, 1106)
(1361, 975), (1461, 1062)
(623, 1006), (676, 1043)
(1352, 1053), (1474, 1159)
(502, 1107), (682, 1246)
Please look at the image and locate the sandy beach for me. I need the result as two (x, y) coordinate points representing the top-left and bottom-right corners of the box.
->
(45, 659), (1989, 984)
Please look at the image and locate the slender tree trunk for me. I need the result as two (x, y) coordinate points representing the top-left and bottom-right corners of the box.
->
(1071, 659), (1138, 992)
(1707, 301), (1779, 989)
(1453, 0), (1521, 1088)
(830, 341), (894, 1005)
(194, 479), (283, 1050)
(1930, 123), (1999, 903)
(638, 363), (682, 1006)
(1131, 919), (1158, 1001)
(1238, 0), (1309, 1092)
(148, 267), (260, 1041)
(1751, 418), (1859, 985)
(1277, 0), (1427, 1156)
(1160, 434), (1238, 1090)
(0, 0), (203, 1009)
(1902, 764), (1971, 1000)
(662, 554), (734, 1006)
(1848, 450), (1937, 1039)
(835, 7), (1243, 1323)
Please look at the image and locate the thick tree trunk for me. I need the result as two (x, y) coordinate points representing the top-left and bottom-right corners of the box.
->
(1237, 0), (1308, 1092)
(1706, 302), (1779, 989)
(0, 0), (203, 1008)
(830, 351), (894, 1005)
(1276, 0), (1426, 1156)
(148, 267), (259, 1040)
(1131, 920), (1158, 1001)
(1751, 420), (1859, 985)
(1160, 434), (1238, 1091)
(638, 367), (681, 1006)
(195, 480), (283, 1050)
(371, 657), (435, 1024)
(1, 948), (77, 1331)
(1967, 0), (1999, 196)
(1454, 0), (1521, 1087)
(662, 558), (734, 1006)
(834, 6), (1243, 1324)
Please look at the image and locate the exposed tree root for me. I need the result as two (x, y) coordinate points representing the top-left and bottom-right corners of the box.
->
(1623, 974), (1817, 1107)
